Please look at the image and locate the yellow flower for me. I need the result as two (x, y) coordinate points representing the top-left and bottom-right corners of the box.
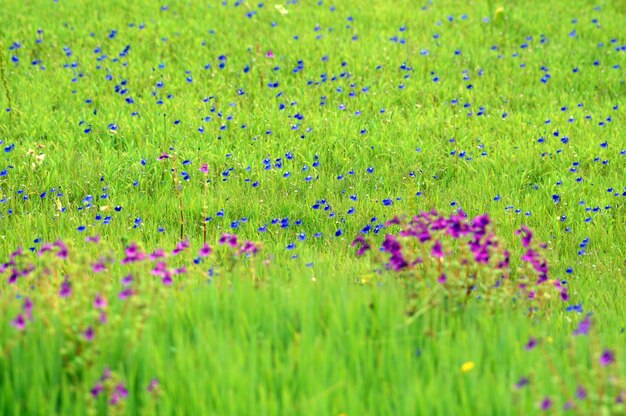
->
(461, 361), (475, 373)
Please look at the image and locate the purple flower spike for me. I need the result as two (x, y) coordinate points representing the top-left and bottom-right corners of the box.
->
(600, 349), (615, 366)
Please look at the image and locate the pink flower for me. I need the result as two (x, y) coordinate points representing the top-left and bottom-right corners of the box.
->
(265, 50), (275, 58)
(199, 163), (209, 173)
(157, 152), (170, 161)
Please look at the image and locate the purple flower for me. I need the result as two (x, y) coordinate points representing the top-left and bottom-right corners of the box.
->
(172, 240), (190, 255)
(23, 297), (33, 320)
(576, 385), (587, 400)
(437, 273), (447, 284)
(147, 378), (159, 392)
(199, 244), (212, 257)
(92, 260), (106, 273)
(11, 314), (26, 331)
(600, 349), (615, 366)
(431, 240), (444, 258)
(38, 243), (54, 255)
(94, 293), (107, 309)
(524, 337), (537, 351)
(8, 268), (19, 284)
(199, 163), (209, 173)
(162, 271), (173, 285)
(219, 233), (238, 248)
(157, 152), (170, 160)
(115, 383), (128, 398)
(90, 383), (104, 398)
(121, 274), (133, 286)
(516, 225), (533, 248)
(351, 235), (371, 256)
(53, 240), (68, 259)
(515, 377), (529, 389)
(121, 242), (146, 264)
(573, 315), (591, 336)
(540, 397), (552, 411)
(118, 288), (135, 299)
(83, 327), (95, 342)
(59, 279), (72, 298)
(149, 249), (167, 260)
(85, 235), (101, 243)
(241, 241), (260, 255)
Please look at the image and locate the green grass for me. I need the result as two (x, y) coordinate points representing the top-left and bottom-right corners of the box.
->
(1, 0), (625, 414)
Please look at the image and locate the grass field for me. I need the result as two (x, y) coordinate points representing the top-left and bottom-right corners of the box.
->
(1, 0), (625, 414)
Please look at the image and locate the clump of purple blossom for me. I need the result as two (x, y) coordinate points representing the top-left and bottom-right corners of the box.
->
(353, 210), (568, 310)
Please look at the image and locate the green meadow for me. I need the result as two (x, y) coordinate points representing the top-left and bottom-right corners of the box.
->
(0, 0), (625, 414)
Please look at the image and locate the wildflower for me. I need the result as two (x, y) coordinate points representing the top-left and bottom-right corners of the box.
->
(172, 240), (190, 255)
(121, 274), (133, 286)
(573, 314), (591, 336)
(540, 397), (552, 410)
(90, 383), (104, 398)
(461, 361), (475, 373)
(199, 244), (212, 257)
(54, 240), (68, 259)
(524, 337), (537, 351)
(11, 314), (26, 330)
(576, 385), (587, 400)
(265, 50), (275, 58)
(157, 152), (170, 160)
(515, 377), (529, 389)
(83, 327), (95, 342)
(219, 233), (238, 248)
(241, 241), (260, 255)
(23, 297), (33, 320)
(59, 279), (72, 298)
(121, 243), (146, 264)
(438, 273), (447, 284)
(118, 288), (135, 299)
(199, 163), (209, 173)
(351, 235), (371, 256)
(94, 293), (107, 309)
(432, 240), (445, 258)
(85, 235), (101, 243)
(147, 378), (159, 392)
(600, 349), (615, 366)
